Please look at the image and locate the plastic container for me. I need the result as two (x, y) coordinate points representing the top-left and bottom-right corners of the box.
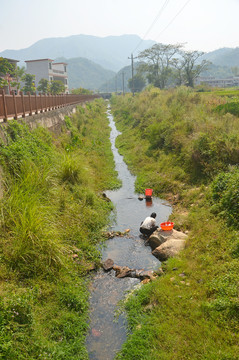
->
(160, 221), (174, 231)
(145, 188), (153, 198)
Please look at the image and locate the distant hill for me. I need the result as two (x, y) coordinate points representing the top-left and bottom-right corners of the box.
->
(202, 47), (239, 67)
(0, 34), (155, 72)
(54, 57), (115, 90)
(99, 64), (142, 93)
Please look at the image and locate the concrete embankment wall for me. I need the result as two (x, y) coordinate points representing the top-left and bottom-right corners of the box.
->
(0, 103), (82, 145)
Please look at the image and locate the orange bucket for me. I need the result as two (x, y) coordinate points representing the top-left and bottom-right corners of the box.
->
(145, 188), (153, 198)
(160, 221), (174, 231)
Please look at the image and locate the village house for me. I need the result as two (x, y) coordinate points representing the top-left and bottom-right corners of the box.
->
(196, 75), (239, 88)
(25, 59), (69, 93)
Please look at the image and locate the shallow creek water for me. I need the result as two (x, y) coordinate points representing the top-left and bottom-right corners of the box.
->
(86, 107), (172, 360)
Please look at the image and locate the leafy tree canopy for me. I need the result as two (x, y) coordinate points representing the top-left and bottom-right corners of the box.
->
(137, 43), (210, 88)
(0, 57), (16, 89)
(71, 87), (93, 95)
(37, 78), (49, 94)
(49, 80), (65, 94)
(128, 74), (146, 93)
(0, 57), (15, 75)
(21, 73), (36, 94)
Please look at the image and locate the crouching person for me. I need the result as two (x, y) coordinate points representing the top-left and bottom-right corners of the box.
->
(140, 212), (158, 237)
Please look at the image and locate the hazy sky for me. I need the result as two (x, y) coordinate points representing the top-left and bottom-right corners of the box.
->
(0, 0), (238, 53)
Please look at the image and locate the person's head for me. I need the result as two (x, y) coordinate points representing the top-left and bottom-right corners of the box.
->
(150, 212), (157, 218)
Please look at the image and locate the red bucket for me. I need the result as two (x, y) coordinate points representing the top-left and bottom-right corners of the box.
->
(160, 221), (174, 231)
(145, 188), (153, 198)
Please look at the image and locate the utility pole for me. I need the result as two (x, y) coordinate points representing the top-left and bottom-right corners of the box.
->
(128, 53), (136, 96)
(122, 72), (125, 95)
(115, 75), (117, 93)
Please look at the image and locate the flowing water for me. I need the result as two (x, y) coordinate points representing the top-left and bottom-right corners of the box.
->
(86, 107), (172, 360)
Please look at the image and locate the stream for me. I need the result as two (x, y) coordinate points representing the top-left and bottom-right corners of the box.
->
(86, 107), (172, 360)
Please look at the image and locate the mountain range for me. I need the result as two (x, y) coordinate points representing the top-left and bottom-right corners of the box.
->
(1, 34), (238, 90)
(54, 57), (115, 90)
(0, 34), (155, 72)
(201, 47), (239, 67)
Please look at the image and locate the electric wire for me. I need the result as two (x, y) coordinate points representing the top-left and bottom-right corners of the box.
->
(132, 0), (171, 54)
(156, 0), (192, 39)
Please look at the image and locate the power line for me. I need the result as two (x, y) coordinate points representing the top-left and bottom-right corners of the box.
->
(132, 0), (171, 54)
(156, 0), (192, 39)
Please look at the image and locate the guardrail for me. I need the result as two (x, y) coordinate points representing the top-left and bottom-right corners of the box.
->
(0, 90), (100, 121)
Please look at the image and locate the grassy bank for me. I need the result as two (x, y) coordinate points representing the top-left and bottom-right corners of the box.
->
(110, 88), (239, 359)
(0, 99), (120, 359)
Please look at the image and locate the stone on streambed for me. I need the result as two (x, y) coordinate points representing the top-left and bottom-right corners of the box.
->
(103, 229), (131, 239)
(151, 229), (187, 261)
(112, 265), (156, 281)
(102, 258), (114, 271)
(152, 239), (186, 261)
(147, 228), (187, 250)
(102, 192), (111, 202)
(113, 265), (133, 278)
(136, 270), (155, 280)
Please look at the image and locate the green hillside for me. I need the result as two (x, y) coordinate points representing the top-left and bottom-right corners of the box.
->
(55, 56), (115, 90)
(203, 47), (239, 67)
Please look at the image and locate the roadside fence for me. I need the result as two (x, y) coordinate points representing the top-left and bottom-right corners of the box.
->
(0, 90), (100, 121)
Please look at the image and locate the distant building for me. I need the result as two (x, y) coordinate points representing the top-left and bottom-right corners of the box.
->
(0, 58), (19, 94)
(25, 59), (69, 93)
(196, 76), (239, 88)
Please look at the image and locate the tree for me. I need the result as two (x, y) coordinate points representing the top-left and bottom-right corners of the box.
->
(37, 78), (49, 93)
(22, 74), (36, 94)
(171, 58), (185, 86)
(138, 43), (183, 89)
(180, 50), (210, 87)
(128, 74), (146, 93)
(12, 66), (25, 93)
(49, 80), (65, 94)
(231, 66), (239, 77)
(0, 57), (15, 76)
(71, 87), (93, 95)
(0, 57), (15, 89)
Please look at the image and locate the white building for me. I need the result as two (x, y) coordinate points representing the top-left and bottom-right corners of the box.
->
(25, 59), (69, 93)
(196, 76), (239, 88)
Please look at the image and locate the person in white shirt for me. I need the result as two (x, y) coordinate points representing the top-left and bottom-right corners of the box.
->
(139, 212), (158, 237)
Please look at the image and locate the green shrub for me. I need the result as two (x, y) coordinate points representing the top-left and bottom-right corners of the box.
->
(215, 101), (239, 116)
(211, 167), (239, 228)
(59, 154), (88, 185)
